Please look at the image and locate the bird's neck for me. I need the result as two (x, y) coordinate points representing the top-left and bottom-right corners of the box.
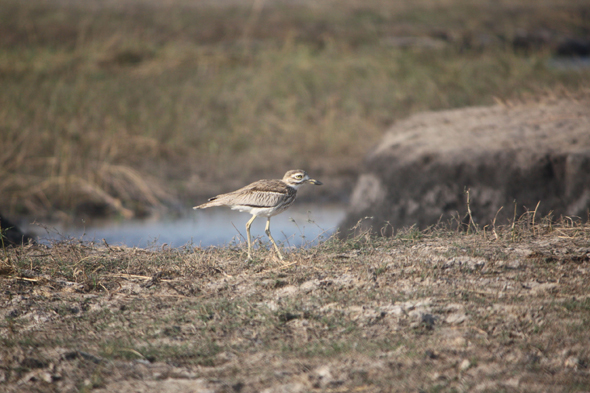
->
(284, 183), (301, 191)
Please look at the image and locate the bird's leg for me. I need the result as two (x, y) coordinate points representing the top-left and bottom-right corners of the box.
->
(265, 217), (284, 260)
(245, 215), (257, 260)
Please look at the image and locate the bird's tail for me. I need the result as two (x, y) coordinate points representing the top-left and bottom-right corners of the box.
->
(193, 197), (222, 210)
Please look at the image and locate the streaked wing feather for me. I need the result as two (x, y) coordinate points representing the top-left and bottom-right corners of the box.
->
(200, 179), (296, 208)
(224, 190), (289, 208)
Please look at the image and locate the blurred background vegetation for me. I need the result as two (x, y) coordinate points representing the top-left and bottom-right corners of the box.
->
(1, 0), (589, 219)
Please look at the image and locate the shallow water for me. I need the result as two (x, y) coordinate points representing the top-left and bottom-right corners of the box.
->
(546, 57), (590, 71)
(26, 204), (346, 249)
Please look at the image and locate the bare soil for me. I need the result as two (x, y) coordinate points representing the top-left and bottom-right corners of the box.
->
(1, 219), (590, 392)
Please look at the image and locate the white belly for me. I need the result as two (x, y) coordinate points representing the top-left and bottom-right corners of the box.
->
(231, 205), (284, 217)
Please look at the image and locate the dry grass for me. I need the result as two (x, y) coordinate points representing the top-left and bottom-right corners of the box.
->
(1, 215), (590, 391)
(1, 0), (590, 218)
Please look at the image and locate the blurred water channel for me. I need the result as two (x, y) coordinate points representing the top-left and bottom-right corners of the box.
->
(25, 204), (345, 249)
(547, 57), (590, 71)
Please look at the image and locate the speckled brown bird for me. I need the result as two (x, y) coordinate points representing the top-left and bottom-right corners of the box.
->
(194, 170), (322, 260)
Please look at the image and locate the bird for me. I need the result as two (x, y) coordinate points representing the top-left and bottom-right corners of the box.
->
(193, 169), (323, 260)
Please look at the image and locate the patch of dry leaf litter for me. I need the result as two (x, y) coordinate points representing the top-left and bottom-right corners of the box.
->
(1, 226), (590, 392)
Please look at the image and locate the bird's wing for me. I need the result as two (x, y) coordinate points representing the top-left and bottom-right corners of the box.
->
(220, 180), (293, 208)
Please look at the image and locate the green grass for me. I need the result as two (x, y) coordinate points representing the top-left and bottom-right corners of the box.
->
(1, 0), (590, 217)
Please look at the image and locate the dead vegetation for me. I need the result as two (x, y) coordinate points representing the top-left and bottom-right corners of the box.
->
(1, 215), (589, 392)
(1, 0), (590, 217)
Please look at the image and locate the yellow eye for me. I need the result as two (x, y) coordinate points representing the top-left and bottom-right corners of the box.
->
(295, 174), (303, 179)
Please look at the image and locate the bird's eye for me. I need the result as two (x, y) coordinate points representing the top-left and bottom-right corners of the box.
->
(295, 174), (303, 179)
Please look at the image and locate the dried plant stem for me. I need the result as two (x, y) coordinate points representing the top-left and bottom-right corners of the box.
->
(532, 201), (541, 236)
(465, 188), (477, 234)
(492, 206), (504, 241)
(511, 200), (518, 242)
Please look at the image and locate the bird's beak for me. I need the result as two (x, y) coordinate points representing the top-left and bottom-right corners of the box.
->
(308, 178), (323, 185)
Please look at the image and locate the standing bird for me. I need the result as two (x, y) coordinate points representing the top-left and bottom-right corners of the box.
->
(194, 169), (323, 260)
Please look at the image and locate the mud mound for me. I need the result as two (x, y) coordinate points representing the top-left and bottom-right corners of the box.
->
(0, 213), (33, 246)
(341, 96), (590, 234)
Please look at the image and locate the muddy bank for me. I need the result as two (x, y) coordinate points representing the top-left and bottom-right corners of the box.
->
(342, 95), (590, 235)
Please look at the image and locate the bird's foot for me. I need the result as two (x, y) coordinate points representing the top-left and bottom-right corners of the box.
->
(245, 254), (261, 264)
(273, 253), (286, 263)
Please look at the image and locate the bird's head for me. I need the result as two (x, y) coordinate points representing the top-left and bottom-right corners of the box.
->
(283, 169), (323, 188)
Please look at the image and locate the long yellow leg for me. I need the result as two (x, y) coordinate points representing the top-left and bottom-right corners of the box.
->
(245, 215), (257, 260)
(265, 217), (284, 260)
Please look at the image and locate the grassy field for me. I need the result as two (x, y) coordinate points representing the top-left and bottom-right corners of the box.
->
(1, 0), (590, 218)
(1, 216), (590, 391)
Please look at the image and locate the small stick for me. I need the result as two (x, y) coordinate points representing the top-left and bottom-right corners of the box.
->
(492, 206), (503, 241)
(105, 273), (173, 282)
(15, 277), (41, 282)
(531, 201), (541, 236)
(465, 188), (476, 234)
(511, 200), (517, 242)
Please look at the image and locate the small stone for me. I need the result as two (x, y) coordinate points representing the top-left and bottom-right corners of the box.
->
(315, 365), (333, 381)
(507, 260), (521, 269)
(275, 285), (298, 298)
(459, 359), (471, 371)
(300, 280), (320, 293)
(309, 365), (337, 389)
(452, 337), (467, 347)
(445, 312), (467, 325)
(409, 311), (437, 329)
(565, 356), (579, 369)
(430, 372), (447, 381)
(262, 301), (279, 312)
(39, 372), (53, 383)
(504, 377), (520, 388)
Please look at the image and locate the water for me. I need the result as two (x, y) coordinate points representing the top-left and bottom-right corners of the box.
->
(26, 204), (345, 249)
(546, 57), (590, 71)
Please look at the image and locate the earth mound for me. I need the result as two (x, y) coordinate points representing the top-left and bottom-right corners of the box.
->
(0, 213), (33, 246)
(341, 96), (590, 235)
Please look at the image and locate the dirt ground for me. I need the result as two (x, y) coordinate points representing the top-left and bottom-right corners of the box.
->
(1, 218), (590, 392)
